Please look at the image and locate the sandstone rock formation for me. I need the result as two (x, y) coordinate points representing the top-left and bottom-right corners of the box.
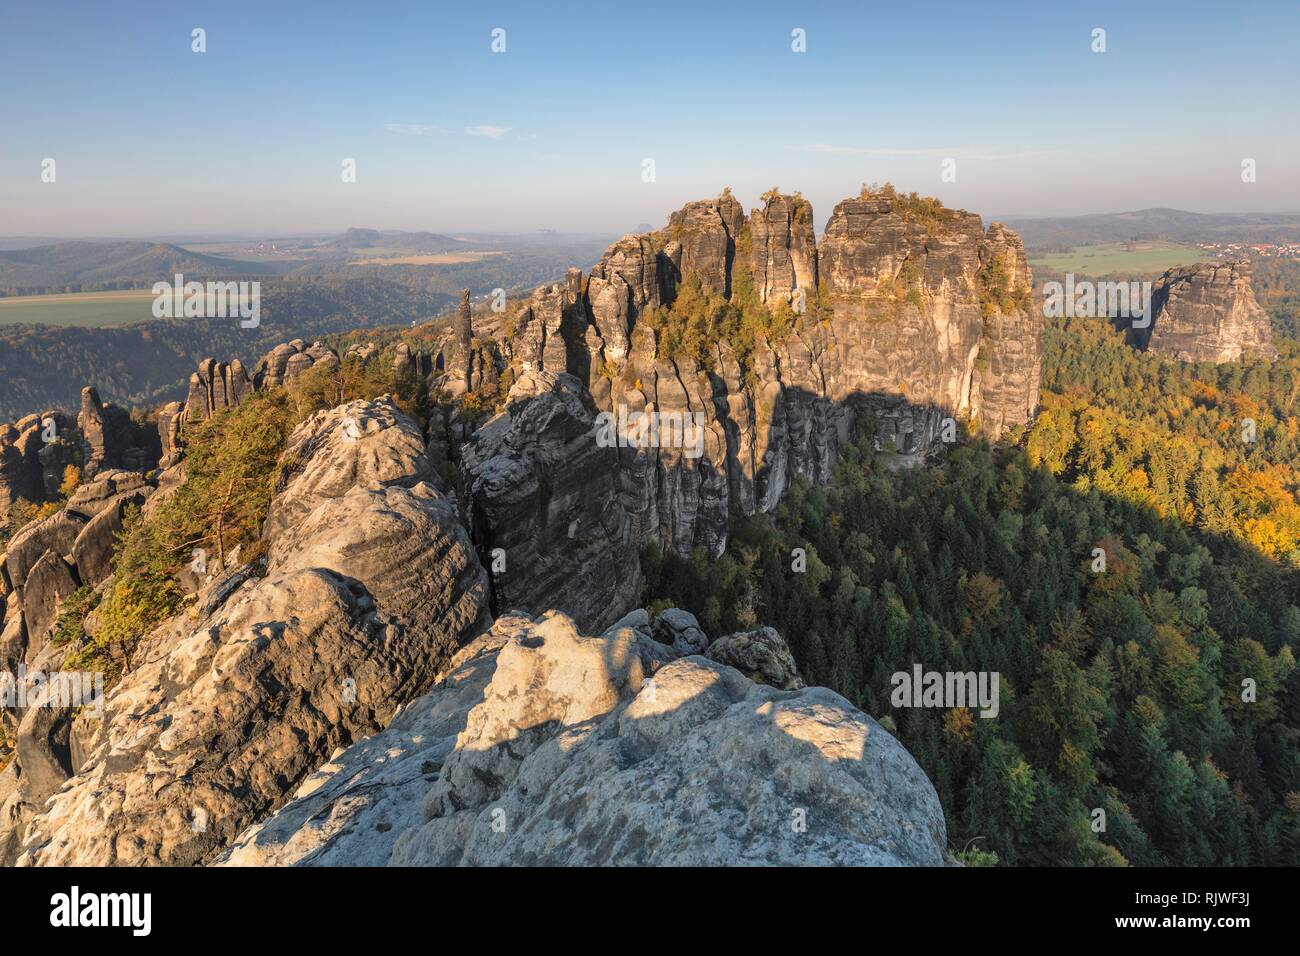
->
(458, 370), (639, 632)
(439, 186), (1041, 557)
(705, 625), (805, 690)
(0, 412), (79, 522)
(2, 398), (490, 866)
(155, 340), (347, 468)
(156, 400), (185, 468)
(252, 339), (338, 390)
(220, 609), (945, 867)
(77, 387), (152, 475)
(444, 289), (475, 395)
(184, 357), (253, 423)
(1140, 260), (1277, 363)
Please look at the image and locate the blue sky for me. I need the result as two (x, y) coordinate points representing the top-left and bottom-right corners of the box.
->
(1, 0), (1297, 236)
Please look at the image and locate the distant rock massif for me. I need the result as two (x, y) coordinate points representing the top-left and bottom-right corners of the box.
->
(1139, 259), (1277, 363)
(439, 187), (1043, 561)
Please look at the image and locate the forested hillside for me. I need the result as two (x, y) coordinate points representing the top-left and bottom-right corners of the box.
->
(0, 240), (286, 295)
(0, 278), (451, 419)
(643, 318), (1300, 866)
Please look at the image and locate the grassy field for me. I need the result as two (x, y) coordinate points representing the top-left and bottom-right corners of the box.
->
(0, 290), (158, 328)
(1029, 241), (1207, 276)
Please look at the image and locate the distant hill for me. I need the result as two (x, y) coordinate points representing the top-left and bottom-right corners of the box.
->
(317, 228), (467, 254)
(0, 236), (68, 251)
(0, 240), (284, 295)
(1003, 208), (1300, 252)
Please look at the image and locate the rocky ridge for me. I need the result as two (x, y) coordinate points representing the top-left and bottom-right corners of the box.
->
(2, 398), (489, 865)
(2, 396), (947, 867)
(434, 186), (1043, 558)
(219, 607), (945, 867)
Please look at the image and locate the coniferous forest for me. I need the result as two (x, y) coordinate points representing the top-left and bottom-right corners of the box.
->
(643, 315), (1300, 866)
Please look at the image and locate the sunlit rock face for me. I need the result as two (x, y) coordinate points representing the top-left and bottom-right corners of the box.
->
(2, 399), (489, 867)
(454, 188), (1042, 557)
(1140, 260), (1277, 363)
(220, 609), (947, 867)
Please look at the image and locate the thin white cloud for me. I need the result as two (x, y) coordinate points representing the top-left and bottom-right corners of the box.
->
(384, 123), (445, 135)
(791, 144), (1059, 161)
(464, 125), (512, 139)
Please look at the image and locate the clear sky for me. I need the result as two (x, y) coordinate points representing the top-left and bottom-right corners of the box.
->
(1, 0), (1297, 237)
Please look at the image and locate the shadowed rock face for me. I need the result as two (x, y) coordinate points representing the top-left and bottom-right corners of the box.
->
(459, 371), (640, 632)
(445, 187), (1041, 557)
(220, 609), (946, 867)
(1140, 260), (1277, 363)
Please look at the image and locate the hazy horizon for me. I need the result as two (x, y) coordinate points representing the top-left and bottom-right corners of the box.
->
(3, 0), (1298, 236)
(7, 200), (1300, 246)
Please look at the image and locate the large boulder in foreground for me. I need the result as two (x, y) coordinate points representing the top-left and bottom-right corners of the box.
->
(262, 396), (433, 546)
(220, 610), (947, 867)
(8, 399), (490, 866)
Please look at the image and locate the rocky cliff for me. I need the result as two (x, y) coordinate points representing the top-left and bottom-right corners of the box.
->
(1139, 260), (1277, 363)
(2, 398), (490, 865)
(458, 370), (640, 633)
(437, 185), (1042, 558)
(1, 395), (948, 867)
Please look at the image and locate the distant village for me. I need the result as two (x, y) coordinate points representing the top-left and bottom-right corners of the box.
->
(1196, 240), (1300, 259)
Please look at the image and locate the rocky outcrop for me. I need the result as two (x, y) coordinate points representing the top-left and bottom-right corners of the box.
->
(748, 191), (818, 304)
(184, 358), (253, 423)
(0, 412), (80, 522)
(705, 625), (805, 690)
(262, 397), (434, 545)
(158, 339), (350, 467)
(453, 186), (1040, 557)
(443, 289), (475, 395)
(0, 469), (152, 703)
(502, 270), (585, 378)
(156, 400), (184, 468)
(459, 371), (639, 632)
(76, 387), (153, 475)
(662, 192), (746, 297)
(252, 339), (339, 391)
(1140, 260), (1277, 363)
(0, 390), (153, 537)
(6, 398), (490, 866)
(219, 609), (945, 867)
